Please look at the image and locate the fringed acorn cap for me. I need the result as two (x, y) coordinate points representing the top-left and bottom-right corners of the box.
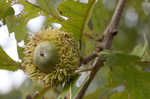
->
(22, 28), (79, 87)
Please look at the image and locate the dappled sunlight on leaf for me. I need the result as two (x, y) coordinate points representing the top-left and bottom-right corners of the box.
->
(12, 4), (24, 16)
(0, 25), (21, 62)
(26, 15), (46, 34)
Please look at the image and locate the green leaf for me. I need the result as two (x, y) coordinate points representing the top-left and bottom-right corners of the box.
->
(57, 1), (89, 39)
(131, 44), (146, 57)
(0, 47), (19, 71)
(104, 52), (140, 66)
(5, 16), (27, 41)
(103, 51), (150, 99)
(131, 33), (148, 57)
(5, 0), (40, 42)
(37, 0), (63, 21)
(58, 1), (97, 57)
(84, 85), (126, 99)
(91, 0), (113, 35)
(99, 88), (120, 99)
(109, 89), (128, 99)
(0, 66), (19, 71)
(83, 87), (104, 99)
(141, 33), (150, 61)
(0, 0), (14, 19)
(85, 66), (110, 94)
(113, 26), (138, 52)
(71, 78), (88, 99)
(0, 6), (14, 19)
(112, 67), (150, 99)
(0, 47), (15, 66)
(57, 74), (87, 99)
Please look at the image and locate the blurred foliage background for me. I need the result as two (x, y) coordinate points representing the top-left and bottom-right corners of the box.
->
(0, 0), (150, 99)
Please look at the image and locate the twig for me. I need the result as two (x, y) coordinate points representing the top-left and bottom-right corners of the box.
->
(84, 33), (98, 41)
(74, 66), (93, 75)
(81, 0), (126, 64)
(76, 58), (104, 99)
(76, 0), (127, 99)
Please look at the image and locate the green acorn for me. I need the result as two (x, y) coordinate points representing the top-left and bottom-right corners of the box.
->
(33, 41), (59, 73)
(21, 28), (79, 87)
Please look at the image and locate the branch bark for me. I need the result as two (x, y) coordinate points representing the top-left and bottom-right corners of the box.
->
(81, 0), (127, 65)
(76, 0), (127, 99)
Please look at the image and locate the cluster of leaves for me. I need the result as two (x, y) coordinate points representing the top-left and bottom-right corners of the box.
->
(1, 0), (150, 99)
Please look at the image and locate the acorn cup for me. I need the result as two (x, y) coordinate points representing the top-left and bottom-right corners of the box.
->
(21, 28), (79, 87)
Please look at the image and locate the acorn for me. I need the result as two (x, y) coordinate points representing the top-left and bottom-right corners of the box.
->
(33, 41), (58, 73)
(21, 28), (79, 87)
